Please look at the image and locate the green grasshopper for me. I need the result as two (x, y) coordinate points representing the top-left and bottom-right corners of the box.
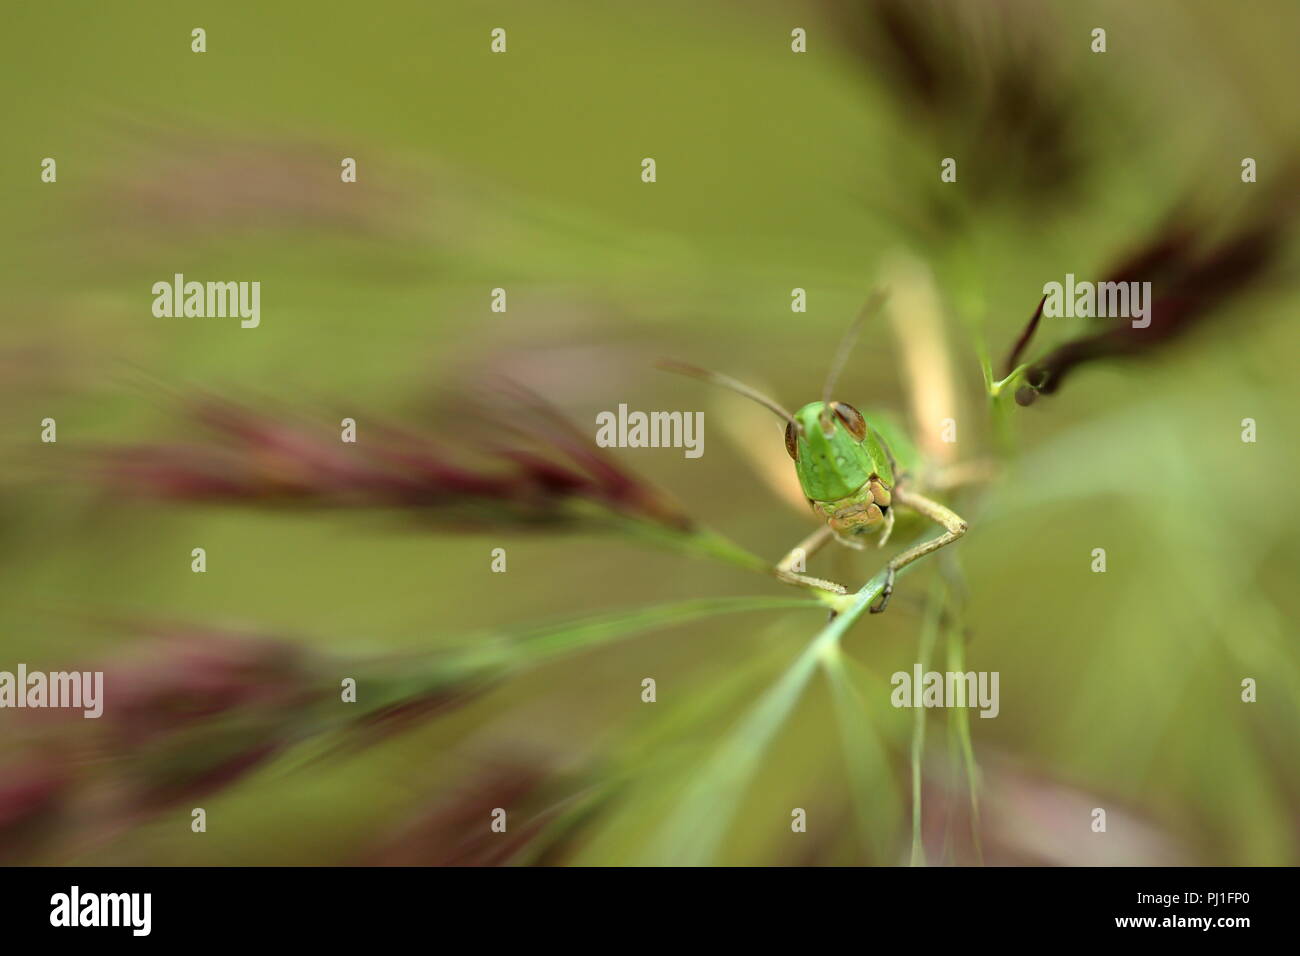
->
(662, 293), (968, 613)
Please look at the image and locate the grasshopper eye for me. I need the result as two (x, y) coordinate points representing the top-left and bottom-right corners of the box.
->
(783, 421), (800, 461)
(831, 402), (867, 441)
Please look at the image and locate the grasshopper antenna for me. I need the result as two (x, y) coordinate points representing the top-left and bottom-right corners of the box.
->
(820, 289), (889, 432)
(657, 360), (801, 432)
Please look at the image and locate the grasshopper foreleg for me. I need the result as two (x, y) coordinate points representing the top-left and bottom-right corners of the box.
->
(878, 505), (895, 548)
(775, 524), (847, 595)
(870, 488), (968, 614)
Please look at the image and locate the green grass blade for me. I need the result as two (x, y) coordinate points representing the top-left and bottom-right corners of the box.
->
(909, 579), (945, 866)
(649, 562), (908, 865)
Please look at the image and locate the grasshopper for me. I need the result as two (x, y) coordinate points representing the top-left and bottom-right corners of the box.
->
(662, 293), (969, 613)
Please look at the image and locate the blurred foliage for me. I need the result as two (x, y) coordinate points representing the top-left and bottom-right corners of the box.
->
(1, 0), (1298, 865)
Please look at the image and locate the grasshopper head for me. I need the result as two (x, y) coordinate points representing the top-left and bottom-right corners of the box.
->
(785, 401), (892, 504)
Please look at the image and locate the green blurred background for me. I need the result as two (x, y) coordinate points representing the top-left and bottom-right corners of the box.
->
(2, 0), (1298, 864)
